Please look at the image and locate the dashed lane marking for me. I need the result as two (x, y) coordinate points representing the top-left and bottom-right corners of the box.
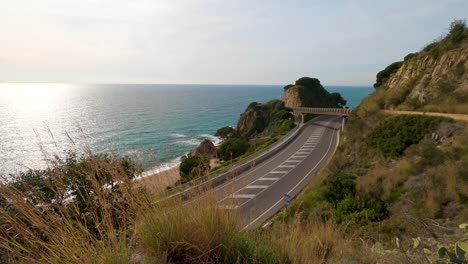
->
(245, 185), (269, 189)
(284, 160), (301, 163)
(232, 194), (255, 199)
(278, 165), (295, 168)
(287, 159), (303, 163)
(218, 205), (238, 210)
(270, 171), (288, 174)
(258, 177), (280, 181)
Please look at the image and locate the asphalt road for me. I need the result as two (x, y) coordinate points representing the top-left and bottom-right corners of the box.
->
(198, 115), (341, 230)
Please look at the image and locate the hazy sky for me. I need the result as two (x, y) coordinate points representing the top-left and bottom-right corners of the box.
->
(2, 0), (467, 85)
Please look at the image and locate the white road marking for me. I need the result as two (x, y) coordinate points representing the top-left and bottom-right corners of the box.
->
(218, 205), (238, 209)
(245, 185), (268, 189)
(270, 171), (288, 174)
(242, 125), (337, 230)
(278, 165), (295, 168)
(293, 155), (307, 158)
(232, 194), (255, 199)
(284, 160), (301, 163)
(258, 177), (280, 181)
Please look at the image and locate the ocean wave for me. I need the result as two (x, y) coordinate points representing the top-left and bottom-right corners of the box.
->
(173, 139), (201, 146)
(138, 156), (183, 178)
(198, 134), (223, 146)
(170, 133), (187, 138)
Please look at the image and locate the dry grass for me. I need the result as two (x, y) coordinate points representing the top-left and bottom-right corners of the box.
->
(357, 159), (411, 200)
(266, 218), (362, 263)
(134, 167), (180, 195)
(136, 194), (241, 263)
(0, 152), (147, 263)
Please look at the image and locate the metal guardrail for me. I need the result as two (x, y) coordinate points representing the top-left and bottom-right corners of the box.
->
(292, 107), (352, 116)
(156, 119), (314, 203)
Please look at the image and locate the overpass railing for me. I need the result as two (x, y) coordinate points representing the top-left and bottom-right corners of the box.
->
(292, 107), (352, 116)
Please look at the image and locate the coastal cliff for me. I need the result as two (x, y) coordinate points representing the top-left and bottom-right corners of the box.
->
(282, 77), (346, 108)
(367, 20), (468, 114)
(236, 100), (294, 139)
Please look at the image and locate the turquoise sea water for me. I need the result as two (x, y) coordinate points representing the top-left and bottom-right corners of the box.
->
(0, 84), (373, 176)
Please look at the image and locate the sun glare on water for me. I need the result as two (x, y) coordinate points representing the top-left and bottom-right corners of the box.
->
(0, 83), (73, 115)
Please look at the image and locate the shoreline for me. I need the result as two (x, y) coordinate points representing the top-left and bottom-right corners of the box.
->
(134, 134), (224, 193)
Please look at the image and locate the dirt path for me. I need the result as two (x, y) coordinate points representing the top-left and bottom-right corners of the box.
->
(383, 110), (468, 122)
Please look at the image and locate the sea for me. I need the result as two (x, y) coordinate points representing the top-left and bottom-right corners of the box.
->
(0, 84), (373, 177)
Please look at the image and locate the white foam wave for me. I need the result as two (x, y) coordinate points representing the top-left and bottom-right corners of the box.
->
(170, 133), (187, 138)
(173, 139), (201, 146)
(138, 157), (183, 178)
(198, 134), (223, 146)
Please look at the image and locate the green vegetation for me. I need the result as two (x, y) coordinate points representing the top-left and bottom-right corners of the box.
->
(373, 61), (403, 89)
(218, 138), (250, 161)
(367, 115), (450, 157)
(369, 20), (468, 114)
(236, 99), (295, 139)
(284, 103), (468, 261)
(283, 77), (347, 108)
(0, 151), (143, 262)
(423, 19), (468, 58)
(215, 126), (235, 139)
(179, 156), (210, 183)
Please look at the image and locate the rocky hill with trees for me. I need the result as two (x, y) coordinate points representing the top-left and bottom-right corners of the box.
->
(282, 77), (346, 108)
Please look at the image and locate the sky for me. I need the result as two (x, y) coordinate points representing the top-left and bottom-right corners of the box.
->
(1, 0), (467, 85)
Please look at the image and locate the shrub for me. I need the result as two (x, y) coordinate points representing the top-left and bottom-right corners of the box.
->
(404, 52), (418, 61)
(224, 234), (282, 264)
(179, 156), (209, 183)
(0, 151), (142, 262)
(322, 172), (357, 207)
(423, 19), (467, 58)
(215, 126), (235, 139)
(367, 115), (450, 157)
(218, 138), (250, 161)
(335, 196), (388, 224)
(373, 61), (404, 89)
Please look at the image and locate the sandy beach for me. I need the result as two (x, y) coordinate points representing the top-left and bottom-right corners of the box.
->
(135, 167), (181, 194)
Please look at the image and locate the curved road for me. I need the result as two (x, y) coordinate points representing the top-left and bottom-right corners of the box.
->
(190, 115), (341, 230)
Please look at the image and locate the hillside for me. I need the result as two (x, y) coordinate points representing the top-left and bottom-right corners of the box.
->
(367, 19), (468, 114)
(284, 20), (468, 263)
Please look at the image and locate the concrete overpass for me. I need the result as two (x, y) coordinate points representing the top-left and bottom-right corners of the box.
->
(291, 107), (352, 130)
(291, 107), (352, 116)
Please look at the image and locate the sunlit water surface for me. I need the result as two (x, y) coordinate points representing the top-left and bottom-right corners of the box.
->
(0, 83), (373, 176)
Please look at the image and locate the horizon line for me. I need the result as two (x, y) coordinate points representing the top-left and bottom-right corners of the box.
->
(0, 82), (373, 87)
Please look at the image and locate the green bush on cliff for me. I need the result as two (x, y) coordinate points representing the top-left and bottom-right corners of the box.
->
(423, 19), (467, 58)
(215, 126), (236, 139)
(179, 156), (209, 183)
(335, 196), (388, 224)
(367, 115), (450, 157)
(283, 77), (347, 108)
(218, 138), (250, 161)
(373, 61), (404, 89)
(322, 172), (357, 207)
(237, 100), (294, 139)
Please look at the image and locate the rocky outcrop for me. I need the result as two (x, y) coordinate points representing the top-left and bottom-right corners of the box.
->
(282, 77), (346, 108)
(236, 100), (294, 139)
(379, 48), (468, 107)
(189, 139), (217, 159)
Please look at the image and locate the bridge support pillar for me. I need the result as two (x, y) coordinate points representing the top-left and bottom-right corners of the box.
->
(341, 116), (346, 132)
(301, 114), (304, 124)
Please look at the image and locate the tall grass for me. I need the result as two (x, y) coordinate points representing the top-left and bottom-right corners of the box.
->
(0, 150), (148, 263)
